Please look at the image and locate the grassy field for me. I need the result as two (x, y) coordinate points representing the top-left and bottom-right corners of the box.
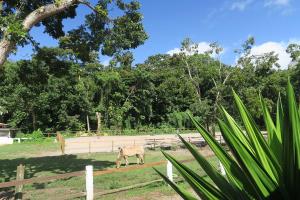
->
(0, 141), (217, 200)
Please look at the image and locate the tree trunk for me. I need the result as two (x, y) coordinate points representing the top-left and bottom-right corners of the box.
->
(0, 39), (14, 67)
(96, 112), (101, 134)
(32, 110), (37, 130)
(86, 115), (90, 132)
(184, 59), (202, 102)
(0, 0), (79, 68)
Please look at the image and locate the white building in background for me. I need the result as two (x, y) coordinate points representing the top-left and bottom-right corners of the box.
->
(0, 123), (15, 145)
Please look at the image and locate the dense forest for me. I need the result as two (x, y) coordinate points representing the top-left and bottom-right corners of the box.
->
(0, 37), (299, 133)
(1, 1), (300, 134)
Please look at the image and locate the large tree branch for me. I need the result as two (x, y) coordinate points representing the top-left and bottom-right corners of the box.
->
(0, 0), (80, 67)
(0, 39), (13, 67)
(22, 0), (79, 30)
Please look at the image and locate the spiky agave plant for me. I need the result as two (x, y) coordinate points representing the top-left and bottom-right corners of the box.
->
(155, 81), (300, 200)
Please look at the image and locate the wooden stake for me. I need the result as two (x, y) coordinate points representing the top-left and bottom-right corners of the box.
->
(15, 164), (25, 200)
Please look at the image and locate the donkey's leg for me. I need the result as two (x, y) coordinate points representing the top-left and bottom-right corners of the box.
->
(125, 156), (129, 167)
(141, 154), (145, 164)
(136, 154), (140, 165)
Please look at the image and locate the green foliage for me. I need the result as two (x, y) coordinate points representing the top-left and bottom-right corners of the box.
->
(15, 132), (26, 138)
(168, 111), (191, 129)
(54, 0), (63, 6)
(286, 43), (300, 62)
(1, 0), (147, 64)
(0, 37), (296, 134)
(30, 129), (45, 142)
(157, 81), (300, 199)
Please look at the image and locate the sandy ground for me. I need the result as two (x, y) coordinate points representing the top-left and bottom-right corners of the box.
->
(64, 133), (223, 154)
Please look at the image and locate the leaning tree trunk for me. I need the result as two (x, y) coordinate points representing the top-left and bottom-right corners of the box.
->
(0, 39), (14, 67)
(0, 0), (79, 68)
(96, 112), (101, 134)
(32, 110), (37, 131)
(86, 115), (90, 133)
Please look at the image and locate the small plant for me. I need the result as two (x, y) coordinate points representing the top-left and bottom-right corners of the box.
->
(156, 80), (300, 199)
(30, 129), (45, 142)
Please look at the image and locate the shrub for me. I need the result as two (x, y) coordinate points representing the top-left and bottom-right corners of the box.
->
(30, 129), (45, 142)
(156, 80), (300, 200)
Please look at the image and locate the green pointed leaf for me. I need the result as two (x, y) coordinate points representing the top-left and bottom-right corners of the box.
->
(177, 134), (251, 200)
(163, 151), (226, 200)
(284, 80), (300, 197)
(220, 106), (254, 154)
(218, 119), (278, 198)
(260, 94), (282, 165)
(233, 90), (281, 183)
(188, 113), (260, 198)
(287, 80), (300, 170)
(154, 168), (198, 200)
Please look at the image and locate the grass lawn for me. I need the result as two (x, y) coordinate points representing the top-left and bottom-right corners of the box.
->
(0, 141), (217, 200)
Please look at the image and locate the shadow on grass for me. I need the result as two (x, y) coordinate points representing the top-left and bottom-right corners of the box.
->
(0, 154), (115, 191)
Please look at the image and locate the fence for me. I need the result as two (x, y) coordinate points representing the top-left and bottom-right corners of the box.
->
(63, 133), (217, 154)
(1, 132), (267, 198)
(55, 128), (199, 135)
(0, 156), (218, 199)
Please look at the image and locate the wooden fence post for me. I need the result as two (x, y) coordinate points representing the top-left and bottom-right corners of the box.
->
(167, 161), (173, 182)
(15, 164), (25, 200)
(219, 160), (226, 176)
(86, 165), (93, 200)
(112, 141), (114, 152)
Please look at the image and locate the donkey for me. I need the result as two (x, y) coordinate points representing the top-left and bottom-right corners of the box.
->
(116, 145), (145, 168)
(56, 132), (65, 155)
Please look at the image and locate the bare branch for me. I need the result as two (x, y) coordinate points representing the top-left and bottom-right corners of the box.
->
(222, 72), (231, 85)
(78, 0), (99, 14)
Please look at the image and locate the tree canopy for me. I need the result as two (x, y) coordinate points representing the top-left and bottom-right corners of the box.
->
(0, 0), (148, 66)
(0, 37), (297, 133)
(0, 1), (298, 134)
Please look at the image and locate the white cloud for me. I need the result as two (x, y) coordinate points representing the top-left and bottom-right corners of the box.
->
(230, 0), (254, 11)
(264, 0), (290, 7)
(167, 42), (212, 56)
(264, 0), (293, 15)
(242, 39), (300, 69)
(250, 42), (290, 68)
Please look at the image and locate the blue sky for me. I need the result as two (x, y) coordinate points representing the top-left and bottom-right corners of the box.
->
(10, 0), (300, 68)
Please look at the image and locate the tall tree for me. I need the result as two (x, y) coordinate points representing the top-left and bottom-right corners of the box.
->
(0, 0), (147, 67)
